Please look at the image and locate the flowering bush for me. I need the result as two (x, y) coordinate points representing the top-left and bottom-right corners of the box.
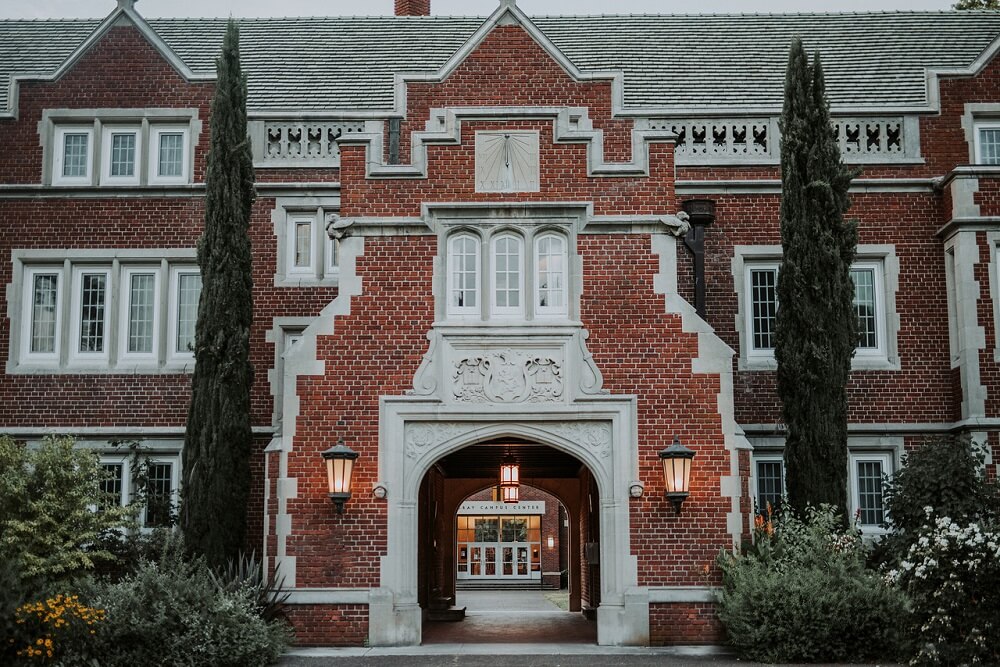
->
(718, 505), (906, 663)
(11, 594), (105, 665)
(889, 511), (1000, 666)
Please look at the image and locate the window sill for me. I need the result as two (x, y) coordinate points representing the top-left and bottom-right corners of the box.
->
(6, 361), (195, 375)
(738, 355), (901, 372)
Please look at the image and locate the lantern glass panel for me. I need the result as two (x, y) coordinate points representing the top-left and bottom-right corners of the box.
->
(327, 456), (355, 495)
(662, 456), (692, 495)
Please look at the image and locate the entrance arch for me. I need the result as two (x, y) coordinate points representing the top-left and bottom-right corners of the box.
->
(418, 441), (592, 620)
(371, 401), (647, 647)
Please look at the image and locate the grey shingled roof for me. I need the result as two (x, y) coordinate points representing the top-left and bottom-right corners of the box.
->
(1, 12), (999, 113)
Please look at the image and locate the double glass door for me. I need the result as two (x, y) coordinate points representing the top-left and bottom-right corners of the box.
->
(465, 543), (529, 578)
(457, 515), (541, 579)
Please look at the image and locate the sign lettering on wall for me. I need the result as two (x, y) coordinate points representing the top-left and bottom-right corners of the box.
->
(457, 501), (545, 515)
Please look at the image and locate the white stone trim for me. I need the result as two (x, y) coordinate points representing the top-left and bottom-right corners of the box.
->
(281, 588), (372, 605)
(337, 107), (675, 181)
(271, 234), (366, 589)
(945, 232), (987, 419)
(271, 197), (341, 287)
(652, 233), (751, 551)
(731, 244), (901, 372)
(987, 232), (1000, 364)
(646, 586), (719, 604)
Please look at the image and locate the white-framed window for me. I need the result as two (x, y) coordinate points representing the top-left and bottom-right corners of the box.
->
(120, 267), (161, 361)
(975, 122), (1000, 165)
(448, 233), (481, 316)
(99, 452), (180, 529)
(11, 256), (200, 372)
(100, 126), (142, 185)
(52, 126), (94, 186)
(149, 126), (191, 184)
(535, 233), (568, 317)
(737, 249), (897, 370)
(851, 262), (887, 358)
(745, 262), (780, 358)
(288, 215), (316, 275)
(43, 110), (199, 187)
(444, 227), (572, 322)
(69, 267), (112, 363)
(849, 452), (893, 532)
(752, 454), (785, 516)
(21, 267), (63, 363)
(491, 234), (523, 317)
(169, 267), (202, 361)
(276, 210), (340, 284)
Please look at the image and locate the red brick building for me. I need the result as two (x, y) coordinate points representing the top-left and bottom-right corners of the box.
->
(1, 0), (999, 647)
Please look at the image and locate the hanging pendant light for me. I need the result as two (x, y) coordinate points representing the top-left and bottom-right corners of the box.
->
(499, 448), (520, 504)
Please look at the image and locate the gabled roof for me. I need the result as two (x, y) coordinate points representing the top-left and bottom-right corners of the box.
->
(1, 10), (999, 116)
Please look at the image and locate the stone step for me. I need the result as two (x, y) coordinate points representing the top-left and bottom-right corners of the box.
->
(426, 606), (466, 622)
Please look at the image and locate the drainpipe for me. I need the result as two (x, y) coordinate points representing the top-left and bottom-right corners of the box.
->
(681, 199), (716, 319)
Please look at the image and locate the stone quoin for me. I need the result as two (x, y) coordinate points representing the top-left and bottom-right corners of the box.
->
(1, 0), (1000, 648)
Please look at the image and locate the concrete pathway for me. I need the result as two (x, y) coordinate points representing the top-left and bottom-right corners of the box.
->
(425, 590), (593, 644)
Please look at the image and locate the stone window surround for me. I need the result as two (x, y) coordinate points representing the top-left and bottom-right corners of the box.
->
(962, 103), (1000, 165)
(40, 108), (200, 187)
(749, 435), (902, 534)
(271, 196), (339, 287)
(439, 221), (575, 325)
(6, 248), (199, 375)
(732, 244), (901, 371)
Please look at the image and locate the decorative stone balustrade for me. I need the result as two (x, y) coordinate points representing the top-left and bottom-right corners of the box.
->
(249, 120), (366, 167)
(649, 116), (920, 165)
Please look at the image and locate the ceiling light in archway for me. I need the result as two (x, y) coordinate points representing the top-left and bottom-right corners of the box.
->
(499, 450), (520, 504)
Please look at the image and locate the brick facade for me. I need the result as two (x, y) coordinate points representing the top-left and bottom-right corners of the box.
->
(1, 1), (999, 650)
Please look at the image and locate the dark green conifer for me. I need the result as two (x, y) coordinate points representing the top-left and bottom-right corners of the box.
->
(775, 39), (858, 517)
(181, 19), (256, 568)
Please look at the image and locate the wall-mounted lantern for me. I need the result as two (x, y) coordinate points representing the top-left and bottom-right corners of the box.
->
(321, 437), (359, 514)
(658, 436), (695, 514)
(547, 536), (555, 549)
(499, 450), (520, 504)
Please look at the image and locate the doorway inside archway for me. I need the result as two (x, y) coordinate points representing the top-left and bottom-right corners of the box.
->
(416, 437), (600, 644)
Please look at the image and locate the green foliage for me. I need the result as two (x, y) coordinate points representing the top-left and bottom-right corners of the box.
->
(181, 17), (256, 569)
(10, 593), (105, 666)
(1, 560), (32, 664)
(93, 535), (290, 667)
(718, 506), (906, 663)
(0, 436), (134, 582)
(890, 515), (1000, 666)
(210, 551), (290, 623)
(885, 436), (999, 535)
(775, 39), (859, 517)
(954, 0), (1000, 8)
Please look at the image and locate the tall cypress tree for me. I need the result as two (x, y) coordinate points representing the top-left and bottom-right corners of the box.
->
(775, 39), (858, 517)
(181, 19), (255, 568)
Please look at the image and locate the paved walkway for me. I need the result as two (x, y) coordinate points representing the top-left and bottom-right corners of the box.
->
(278, 591), (898, 665)
(424, 590), (594, 644)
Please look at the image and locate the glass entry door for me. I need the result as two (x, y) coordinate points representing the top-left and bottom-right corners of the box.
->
(467, 544), (497, 577)
(501, 545), (531, 577)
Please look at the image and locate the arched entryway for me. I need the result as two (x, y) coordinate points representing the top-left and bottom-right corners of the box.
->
(371, 404), (646, 647)
(416, 438), (601, 644)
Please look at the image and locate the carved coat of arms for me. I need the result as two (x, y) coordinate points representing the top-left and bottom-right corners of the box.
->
(453, 349), (563, 403)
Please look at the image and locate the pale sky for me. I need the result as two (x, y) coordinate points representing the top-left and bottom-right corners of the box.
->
(0, 0), (959, 19)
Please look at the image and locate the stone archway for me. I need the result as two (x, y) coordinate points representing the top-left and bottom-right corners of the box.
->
(370, 405), (648, 647)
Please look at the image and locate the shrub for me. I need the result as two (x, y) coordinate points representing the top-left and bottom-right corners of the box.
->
(884, 436), (999, 537)
(0, 436), (134, 582)
(93, 536), (290, 667)
(889, 513), (1000, 666)
(11, 594), (105, 666)
(718, 505), (907, 663)
(210, 551), (290, 623)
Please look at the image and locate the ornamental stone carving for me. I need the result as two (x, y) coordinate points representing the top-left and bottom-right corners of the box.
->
(452, 349), (563, 403)
(404, 422), (469, 459)
(546, 422), (613, 459)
